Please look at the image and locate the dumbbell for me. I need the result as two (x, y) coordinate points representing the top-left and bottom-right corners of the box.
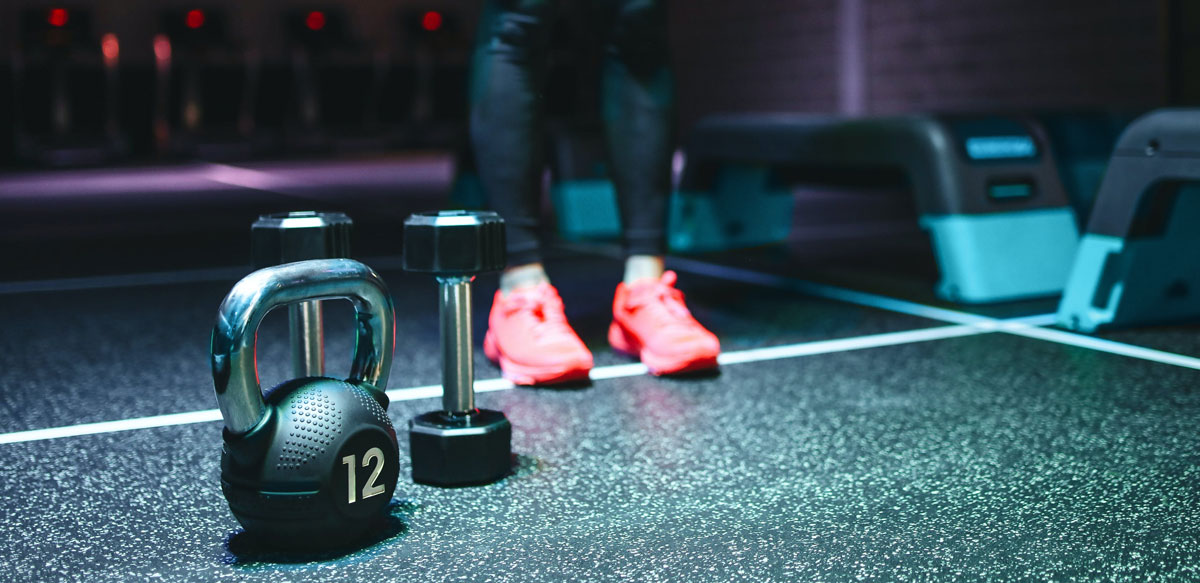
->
(212, 258), (399, 548)
(403, 210), (511, 487)
(251, 211), (352, 377)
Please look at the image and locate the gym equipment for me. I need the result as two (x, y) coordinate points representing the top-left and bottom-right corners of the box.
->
(212, 258), (398, 548)
(252, 211), (352, 378)
(12, 7), (128, 166)
(154, 8), (265, 159)
(447, 144), (487, 210)
(282, 7), (390, 152)
(395, 7), (466, 147)
(671, 114), (1080, 303)
(403, 210), (511, 487)
(1057, 109), (1200, 332)
(547, 122), (622, 240)
(1037, 111), (1143, 224)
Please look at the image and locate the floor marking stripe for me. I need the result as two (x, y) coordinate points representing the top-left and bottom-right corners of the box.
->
(589, 362), (651, 379)
(1003, 313), (1060, 327)
(384, 377), (515, 403)
(669, 257), (1200, 371)
(666, 257), (993, 325)
(0, 324), (988, 445)
(0, 410), (225, 445)
(1001, 325), (1200, 370)
(717, 324), (984, 365)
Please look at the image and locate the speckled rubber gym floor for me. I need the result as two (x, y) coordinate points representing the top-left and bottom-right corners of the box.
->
(1, 163), (1197, 581)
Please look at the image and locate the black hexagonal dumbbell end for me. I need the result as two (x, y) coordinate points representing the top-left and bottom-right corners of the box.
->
(251, 211), (352, 268)
(402, 210), (505, 276)
(410, 410), (512, 487)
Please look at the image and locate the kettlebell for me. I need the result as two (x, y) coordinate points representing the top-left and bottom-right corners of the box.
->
(211, 258), (399, 548)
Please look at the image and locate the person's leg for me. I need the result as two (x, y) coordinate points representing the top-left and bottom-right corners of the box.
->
(599, 0), (674, 283)
(622, 254), (665, 284)
(470, 0), (555, 291)
(499, 262), (551, 292)
(602, 0), (719, 374)
(472, 0), (593, 385)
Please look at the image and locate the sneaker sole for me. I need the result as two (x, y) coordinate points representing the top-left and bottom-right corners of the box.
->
(483, 330), (592, 386)
(607, 322), (719, 376)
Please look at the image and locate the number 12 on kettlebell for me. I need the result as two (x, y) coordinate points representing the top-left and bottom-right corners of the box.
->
(342, 448), (387, 504)
(211, 258), (400, 549)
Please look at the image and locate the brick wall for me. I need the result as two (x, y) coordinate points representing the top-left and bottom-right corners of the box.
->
(670, 0), (841, 128)
(865, 0), (1165, 113)
(670, 0), (1167, 126)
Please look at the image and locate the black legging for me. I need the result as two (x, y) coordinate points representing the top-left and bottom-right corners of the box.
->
(469, 0), (674, 266)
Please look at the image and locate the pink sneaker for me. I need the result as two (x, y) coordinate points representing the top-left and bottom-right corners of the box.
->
(609, 271), (720, 375)
(483, 283), (593, 385)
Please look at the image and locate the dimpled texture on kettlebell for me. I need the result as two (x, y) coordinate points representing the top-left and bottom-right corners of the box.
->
(271, 380), (392, 473)
(277, 387), (344, 471)
(349, 382), (391, 428)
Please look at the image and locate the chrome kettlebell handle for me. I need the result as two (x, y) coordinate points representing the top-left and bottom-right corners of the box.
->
(211, 259), (395, 435)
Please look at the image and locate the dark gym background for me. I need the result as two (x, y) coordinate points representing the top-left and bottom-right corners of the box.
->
(0, 0), (1188, 168)
(1, 0), (1194, 280)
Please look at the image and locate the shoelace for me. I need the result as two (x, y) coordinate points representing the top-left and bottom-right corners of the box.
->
(503, 286), (573, 335)
(625, 276), (696, 332)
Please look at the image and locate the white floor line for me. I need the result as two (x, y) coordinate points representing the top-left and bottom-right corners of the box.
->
(0, 409), (225, 445)
(1001, 325), (1200, 370)
(716, 324), (984, 365)
(668, 257), (1200, 371)
(1003, 313), (1060, 327)
(384, 377), (515, 403)
(0, 323), (989, 446)
(666, 256), (993, 325)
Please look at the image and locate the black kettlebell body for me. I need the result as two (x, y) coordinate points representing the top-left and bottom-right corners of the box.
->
(221, 378), (399, 547)
(212, 259), (399, 548)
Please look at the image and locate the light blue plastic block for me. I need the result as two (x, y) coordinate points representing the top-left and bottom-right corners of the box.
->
(1056, 185), (1200, 332)
(920, 208), (1079, 303)
(1055, 234), (1126, 332)
(667, 164), (794, 252)
(551, 179), (622, 241)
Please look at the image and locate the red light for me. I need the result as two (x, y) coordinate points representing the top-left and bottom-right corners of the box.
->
(185, 10), (206, 29)
(48, 8), (69, 27)
(153, 34), (172, 66)
(421, 11), (443, 32)
(101, 33), (119, 66)
(305, 11), (326, 31)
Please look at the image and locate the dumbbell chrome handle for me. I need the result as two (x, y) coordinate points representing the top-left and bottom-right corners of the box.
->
(438, 276), (475, 414)
(289, 301), (324, 377)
